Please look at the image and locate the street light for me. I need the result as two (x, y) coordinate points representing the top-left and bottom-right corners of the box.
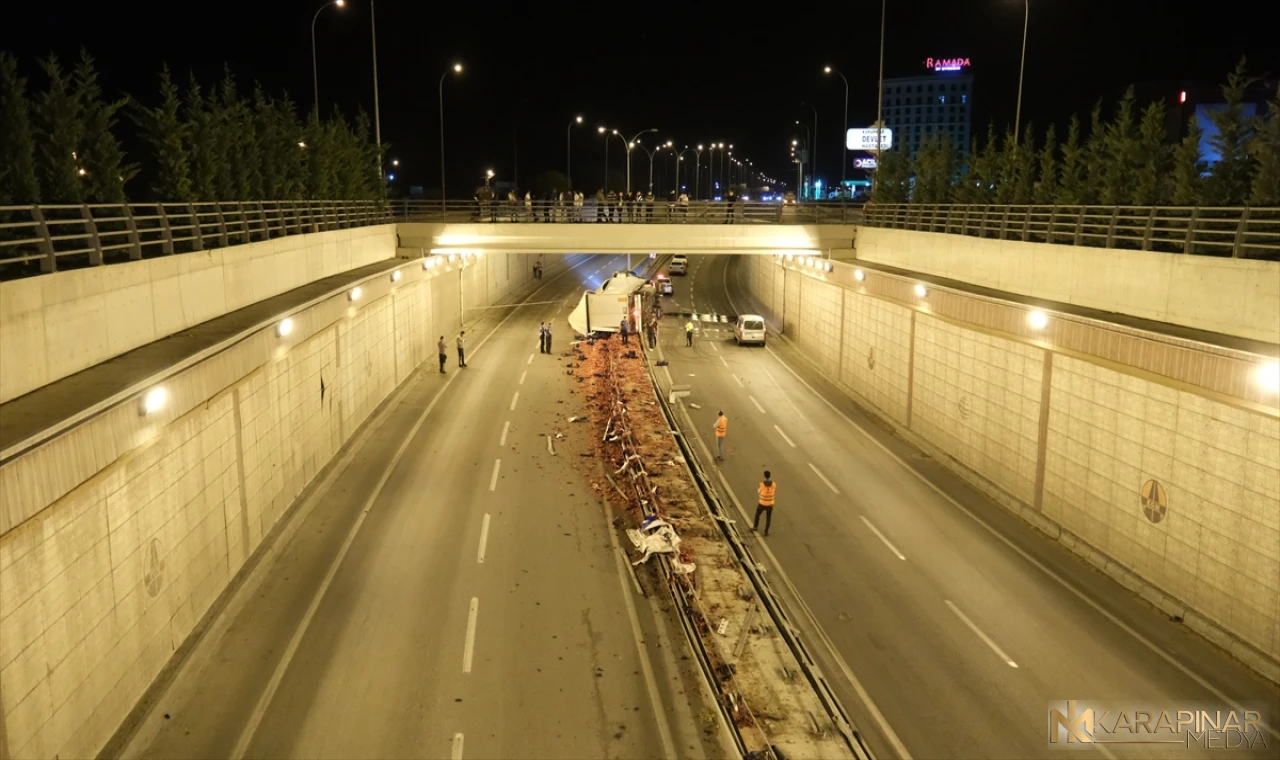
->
(795, 121), (811, 198)
(620, 128), (659, 192)
(823, 65), (850, 192)
(439, 62), (462, 204)
(801, 101), (818, 193)
(635, 143), (659, 191)
(484, 168), (495, 187)
(310, 0), (345, 117)
(694, 144), (704, 199)
(567, 115), (583, 188)
(1014, 0), (1030, 144)
(598, 126), (610, 190)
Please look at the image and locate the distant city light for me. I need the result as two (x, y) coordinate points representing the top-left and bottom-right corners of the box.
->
(387, 173), (396, 181)
(1180, 90), (1187, 103)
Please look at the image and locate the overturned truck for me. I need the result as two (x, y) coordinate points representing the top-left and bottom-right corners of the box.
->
(567, 270), (652, 336)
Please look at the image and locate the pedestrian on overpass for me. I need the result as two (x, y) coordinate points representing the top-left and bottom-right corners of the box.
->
(713, 411), (728, 459)
(456, 331), (468, 368)
(753, 471), (776, 536)
(438, 336), (447, 373)
(685, 320), (694, 347)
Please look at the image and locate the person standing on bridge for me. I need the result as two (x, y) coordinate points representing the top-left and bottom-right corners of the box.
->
(437, 336), (448, 374)
(713, 410), (728, 460)
(685, 319), (694, 347)
(752, 470), (776, 536)
(456, 331), (468, 368)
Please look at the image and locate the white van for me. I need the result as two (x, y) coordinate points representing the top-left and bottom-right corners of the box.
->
(669, 255), (688, 275)
(734, 315), (766, 345)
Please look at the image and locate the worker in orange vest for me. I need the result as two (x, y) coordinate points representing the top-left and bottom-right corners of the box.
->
(753, 471), (776, 536)
(713, 411), (728, 460)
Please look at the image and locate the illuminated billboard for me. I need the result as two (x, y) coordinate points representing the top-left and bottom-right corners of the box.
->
(847, 128), (894, 152)
(926, 57), (971, 72)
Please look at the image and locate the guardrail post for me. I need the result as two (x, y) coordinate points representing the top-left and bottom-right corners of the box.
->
(156, 205), (176, 255)
(1073, 208), (1084, 246)
(1021, 206), (1032, 241)
(1182, 207), (1199, 254)
(186, 203), (203, 251)
(122, 203), (143, 260)
(81, 205), (103, 266)
(255, 201), (268, 240)
(1141, 207), (1157, 251)
(31, 205), (57, 273)
(1232, 207), (1250, 258)
(999, 206), (1011, 240)
(961, 205), (971, 236)
(981, 205), (991, 238)
(1046, 206), (1057, 244)
(1105, 206), (1119, 248)
(213, 203), (229, 248)
(237, 202), (250, 243)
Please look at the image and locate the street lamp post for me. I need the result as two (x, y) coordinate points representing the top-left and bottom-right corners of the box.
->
(621, 128), (658, 193)
(795, 121), (811, 198)
(677, 148), (695, 193)
(370, 0), (382, 179)
(635, 144), (658, 191)
(1014, 0), (1029, 144)
(801, 102), (818, 193)
(438, 63), (462, 205)
(823, 65), (850, 192)
(310, 0), (345, 118)
(694, 145), (704, 199)
(598, 126), (609, 191)
(567, 115), (583, 188)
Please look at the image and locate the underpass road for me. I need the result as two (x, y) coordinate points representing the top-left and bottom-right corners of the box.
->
(117, 254), (715, 760)
(654, 254), (1280, 760)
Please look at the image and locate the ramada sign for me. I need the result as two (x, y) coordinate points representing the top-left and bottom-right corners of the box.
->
(927, 57), (971, 72)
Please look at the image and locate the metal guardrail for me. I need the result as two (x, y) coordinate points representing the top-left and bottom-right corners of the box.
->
(0, 201), (391, 277)
(861, 203), (1280, 259)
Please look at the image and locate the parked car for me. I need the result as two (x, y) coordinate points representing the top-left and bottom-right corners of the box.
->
(734, 314), (767, 345)
(669, 255), (688, 275)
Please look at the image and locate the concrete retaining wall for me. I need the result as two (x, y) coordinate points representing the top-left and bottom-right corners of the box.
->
(0, 251), (568, 760)
(0, 225), (397, 405)
(739, 254), (1280, 680)
(852, 227), (1280, 343)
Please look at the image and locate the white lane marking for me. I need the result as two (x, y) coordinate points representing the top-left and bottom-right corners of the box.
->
(519, 370), (527, 385)
(731, 373), (745, 388)
(489, 459), (502, 491)
(710, 341), (720, 352)
(773, 424), (797, 448)
(226, 253), (605, 760)
(754, 346), (1280, 744)
(808, 462), (840, 494)
(718, 355), (729, 368)
(673, 398), (914, 760)
(749, 395), (766, 414)
(451, 733), (465, 760)
(463, 597), (480, 673)
(860, 516), (907, 561)
(477, 514), (491, 564)
(509, 391), (519, 411)
(945, 600), (1018, 669)
(499, 420), (509, 447)
(527, 353), (534, 365)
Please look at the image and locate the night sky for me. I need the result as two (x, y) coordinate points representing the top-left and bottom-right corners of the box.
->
(3, 0), (1277, 196)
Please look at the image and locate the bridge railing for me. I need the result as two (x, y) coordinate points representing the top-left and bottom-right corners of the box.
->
(390, 198), (864, 225)
(0, 200), (392, 279)
(860, 203), (1280, 259)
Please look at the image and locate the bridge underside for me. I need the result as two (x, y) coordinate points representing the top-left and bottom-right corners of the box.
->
(396, 222), (855, 255)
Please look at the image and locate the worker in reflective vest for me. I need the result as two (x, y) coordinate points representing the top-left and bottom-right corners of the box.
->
(713, 411), (727, 460)
(754, 471), (776, 536)
(685, 320), (694, 347)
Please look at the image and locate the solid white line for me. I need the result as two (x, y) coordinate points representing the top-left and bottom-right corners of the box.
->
(477, 514), (491, 564)
(945, 600), (1018, 668)
(519, 370), (527, 385)
(860, 516), (907, 561)
(463, 597), (479, 673)
(226, 253), (604, 760)
(731, 373), (745, 388)
(499, 420), (509, 447)
(600, 492), (679, 759)
(451, 733), (465, 760)
(718, 355), (729, 368)
(509, 391), (519, 411)
(489, 459), (502, 491)
(710, 341), (720, 352)
(527, 353), (534, 365)
(773, 424), (797, 448)
(749, 395), (766, 414)
(808, 462), (840, 494)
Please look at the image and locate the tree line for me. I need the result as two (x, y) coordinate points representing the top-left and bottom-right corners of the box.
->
(871, 60), (1280, 207)
(0, 50), (384, 207)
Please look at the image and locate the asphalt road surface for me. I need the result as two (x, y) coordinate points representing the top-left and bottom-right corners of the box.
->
(114, 254), (721, 760)
(650, 253), (1280, 760)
